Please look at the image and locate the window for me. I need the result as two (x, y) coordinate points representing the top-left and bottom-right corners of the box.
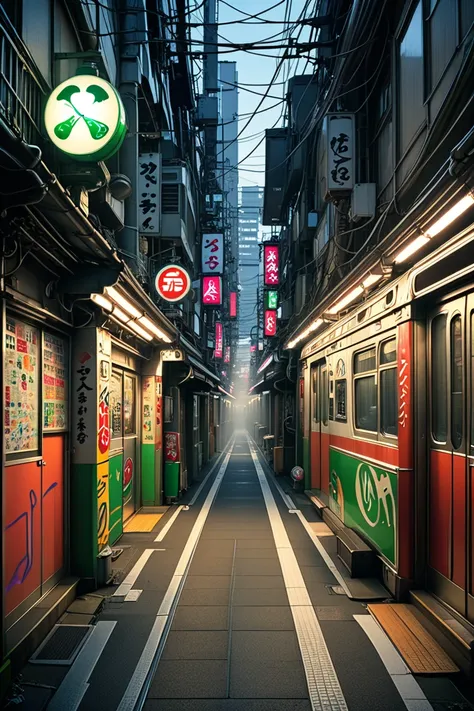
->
(110, 370), (123, 439)
(335, 380), (347, 420)
(398, 2), (425, 156)
(123, 375), (136, 435)
(164, 396), (174, 424)
(431, 314), (448, 442)
(428, 0), (457, 90)
(355, 376), (377, 432)
(380, 346), (398, 437)
(322, 369), (328, 425)
(312, 368), (319, 423)
(43, 332), (68, 430)
(354, 340), (398, 436)
(5, 317), (39, 453)
(450, 316), (463, 449)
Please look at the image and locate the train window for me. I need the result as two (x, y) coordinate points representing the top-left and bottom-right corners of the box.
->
(354, 347), (376, 373)
(380, 339), (397, 364)
(312, 368), (319, 423)
(322, 369), (329, 425)
(432, 314), (448, 442)
(335, 380), (347, 420)
(164, 396), (174, 424)
(380, 369), (397, 436)
(450, 316), (463, 449)
(355, 376), (377, 431)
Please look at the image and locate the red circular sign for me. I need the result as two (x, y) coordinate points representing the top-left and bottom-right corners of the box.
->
(155, 264), (191, 302)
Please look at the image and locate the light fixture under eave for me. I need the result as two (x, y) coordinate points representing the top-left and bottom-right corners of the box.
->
(105, 286), (141, 318)
(362, 273), (383, 288)
(394, 235), (430, 264)
(91, 293), (113, 311)
(138, 316), (172, 344)
(425, 193), (474, 238)
(327, 285), (364, 315)
(127, 319), (153, 341)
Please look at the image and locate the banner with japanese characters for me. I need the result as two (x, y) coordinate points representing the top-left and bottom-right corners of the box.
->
(215, 322), (223, 359)
(230, 291), (237, 318)
(224, 346), (231, 363)
(202, 233), (224, 274)
(263, 244), (280, 286)
(264, 309), (277, 337)
(202, 276), (223, 306)
(138, 152), (161, 234)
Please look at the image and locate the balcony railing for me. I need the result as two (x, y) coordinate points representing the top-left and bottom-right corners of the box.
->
(0, 7), (49, 146)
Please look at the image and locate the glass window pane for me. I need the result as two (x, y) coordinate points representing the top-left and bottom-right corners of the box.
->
(335, 380), (346, 420)
(164, 396), (174, 424)
(399, 1), (424, 155)
(43, 332), (68, 430)
(432, 314), (447, 442)
(380, 339), (397, 365)
(312, 368), (319, 422)
(110, 370), (123, 439)
(451, 316), (463, 449)
(5, 317), (39, 453)
(381, 368), (398, 436)
(354, 348), (376, 374)
(124, 375), (136, 435)
(355, 376), (377, 431)
(322, 370), (328, 425)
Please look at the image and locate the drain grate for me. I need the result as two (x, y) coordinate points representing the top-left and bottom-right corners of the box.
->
(30, 624), (93, 666)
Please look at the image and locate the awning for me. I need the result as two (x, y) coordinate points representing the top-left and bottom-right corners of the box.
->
(257, 354), (273, 374)
(218, 386), (235, 400)
(187, 355), (221, 387)
(248, 378), (265, 394)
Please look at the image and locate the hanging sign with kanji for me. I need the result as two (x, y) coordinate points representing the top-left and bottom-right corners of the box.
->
(202, 276), (222, 306)
(156, 264), (191, 302)
(263, 244), (280, 286)
(165, 432), (179, 462)
(202, 233), (224, 274)
(138, 152), (160, 234)
(230, 291), (237, 318)
(224, 346), (231, 363)
(215, 322), (223, 359)
(266, 289), (278, 309)
(264, 309), (277, 337)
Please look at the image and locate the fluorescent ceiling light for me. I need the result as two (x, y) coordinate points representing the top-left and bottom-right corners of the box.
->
(425, 194), (474, 237)
(362, 273), (383, 288)
(138, 316), (172, 343)
(327, 285), (364, 315)
(91, 293), (113, 311)
(106, 286), (141, 318)
(394, 235), (430, 264)
(127, 320), (153, 341)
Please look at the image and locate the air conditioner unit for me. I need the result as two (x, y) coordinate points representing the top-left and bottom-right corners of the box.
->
(196, 95), (218, 126)
(351, 183), (376, 221)
(161, 166), (195, 262)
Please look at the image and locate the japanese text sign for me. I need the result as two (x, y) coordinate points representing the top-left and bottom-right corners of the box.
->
(139, 152), (160, 234)
(165, 432), (179, 462)
(156, 264), (191, 302)
(215, 322), (223, 359)
(325, 113), (355, 193)
(264, 310), (277, 337)
(230, 291), (237, 318)
(202, 276), (222, 306)
(263, 244), (280, 286)
(224, 346), (231, 363)
(202, 233), (224, 274)
(266, 290), (278, 309)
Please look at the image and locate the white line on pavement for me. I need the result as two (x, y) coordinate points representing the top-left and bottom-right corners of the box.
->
(248, 436), (348, 711)
(112, 549), (157, 600)
(354, 615), (434, 711)
(154, 506), (184, 542)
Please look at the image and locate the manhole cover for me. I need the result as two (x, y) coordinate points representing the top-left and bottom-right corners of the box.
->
(30, 625), (92, 665)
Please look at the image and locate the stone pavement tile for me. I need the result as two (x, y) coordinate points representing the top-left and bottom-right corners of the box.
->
(194, 541), (236, 557)
(232, 587), (289, 606)
(234, 575), (285, 589)
(179, 587), (230, 606)
(315, 605), (362, 621)
(184, 575), (231, 589)
(172, 605), (229, 630)
(232, 606), (294, 631)
(201, 530), (273, 540)
(188, 557), (234, 575)
(161, 631), (229, 660)
(236, 539), (276, 549)
(235, 548), (278, 559)
(291, 547), (330, 567)
(230, 659), (308, 698)
(144, 700), (312, 710)
(231, 630), (301, 661)
(147, 660), (227, 698)
(299, 564), (338, 585)
(234, 558), (282, 576)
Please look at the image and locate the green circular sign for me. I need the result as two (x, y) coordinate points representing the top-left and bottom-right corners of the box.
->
(44, 75), (127, 161)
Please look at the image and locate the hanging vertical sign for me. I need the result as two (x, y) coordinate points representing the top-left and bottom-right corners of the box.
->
(202, 276), (222, 305)
(229, 291), (237, 318)
(202, 233), (224, 274)
(224, 346), (231, 363)
(138, 152), (161, 234)
(264, 310), (277, 337)
(263, 244), (280, 286)
(266, 289), (278, 309)
(215, 322), (223, 359)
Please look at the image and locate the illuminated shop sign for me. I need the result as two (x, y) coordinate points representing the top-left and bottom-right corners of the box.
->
(224, 346), (231, 363)
(264, 310), (277, 337)
(215, 322), (223, 359)
(155, 264), (191, 302)
(202, 234), (224, 274)
(202, 276), (222, 306)
(263, 244), (280, 286)
(230, 291), (237, 318)
(266, 290), (278, 309)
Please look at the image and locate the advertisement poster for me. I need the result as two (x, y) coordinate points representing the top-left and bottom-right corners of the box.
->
(5, 317), (39, 452)
(43, 332), (67, 430)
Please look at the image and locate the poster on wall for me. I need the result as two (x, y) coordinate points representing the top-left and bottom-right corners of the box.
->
(4, 317), (39, 452)
(43, 332), (67, 430)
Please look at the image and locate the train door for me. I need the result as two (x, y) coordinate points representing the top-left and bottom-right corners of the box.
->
(310, 360), (329, 492)
(428, 295), (474, 623)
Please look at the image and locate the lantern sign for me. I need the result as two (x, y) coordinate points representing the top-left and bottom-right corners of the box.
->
(155, 264), (191, 302)
(264, 309), (277, 337)
(202, 233), (224, 274)
(165, 432), (179, 462)
(139, 153), (160, 234)
(202, 276), (222, 306)
(215, 322), (223, 359)
(44, 73), (127, 162)
(229, 291), (237, 318)
(224, 346), (231, 363)
(263, 244), (280, 286)
(266, 289), (278, 309)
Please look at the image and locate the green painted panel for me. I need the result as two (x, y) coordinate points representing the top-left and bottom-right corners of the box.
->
(141, 444), (155, 505)
(302, 437), (310, 489)
(70, 463), (97, 578)
(329, 448), (398, 565)
(109, 453), (123, 545)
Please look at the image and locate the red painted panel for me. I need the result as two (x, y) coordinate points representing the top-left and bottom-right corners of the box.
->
(429, 449), (451, 578)
(310, 430), (320, 489)
(330, 434), (399, 467)
(42, 435), (65, 583)
(398, 470), (414, 580)
(5, 462), (42, 615)
(452, 456), (466, 589)
(321, 432), (330, 495)
(398, 321), (413, 470)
